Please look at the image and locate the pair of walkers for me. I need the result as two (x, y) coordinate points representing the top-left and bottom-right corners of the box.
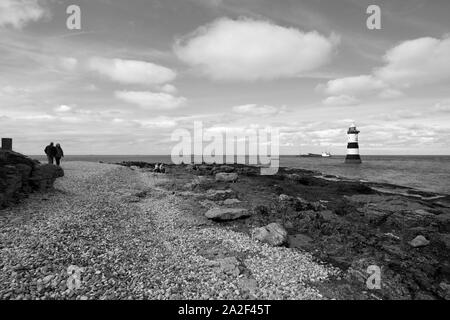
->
(44, 142), (64, 166)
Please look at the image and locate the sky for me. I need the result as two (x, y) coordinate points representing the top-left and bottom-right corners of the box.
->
(0, 0), (449, 155)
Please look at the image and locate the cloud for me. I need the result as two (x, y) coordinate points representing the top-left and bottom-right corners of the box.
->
(322, 95), (359, 106)
(232, 104), (284, 116)
(433, 100), (450, 113)
(59, 57), (78, 71)
(375, 36), (450, 87)
(322, 75), (385, 96)
(0, 0), (48, 29)
(160, 84), (178, 94)
(88, 57), (177, 86)
(321, 36), (450, 100)
(115, 91), (187, 110)
(174, 17), (339, 81)
(54, 105), (72, 113)
(135, 117), (178, 128)
(378, 89), (404, 99)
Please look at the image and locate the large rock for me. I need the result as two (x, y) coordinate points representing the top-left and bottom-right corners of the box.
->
(253, 223), (288, 246)
(30, 164), (64, 191)
(0, 150), (38, 167)
(0, 165), (22, 204)
(215, 172), (238, 183)
(0, 152), (35, 207)
(409, 235), (430, 248)
(205, 207), (250, 221)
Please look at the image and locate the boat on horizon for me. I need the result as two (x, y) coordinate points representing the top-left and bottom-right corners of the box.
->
(298, 152), (332, 158)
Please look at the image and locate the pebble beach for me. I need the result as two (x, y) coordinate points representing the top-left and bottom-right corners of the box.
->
(0, 161), (337, 300)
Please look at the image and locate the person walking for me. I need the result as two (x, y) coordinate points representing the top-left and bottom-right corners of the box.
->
(55, 143), (64, 166)
(44, 142), (57, 164)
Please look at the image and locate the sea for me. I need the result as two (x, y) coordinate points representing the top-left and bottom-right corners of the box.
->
(30, 154), (450, 195)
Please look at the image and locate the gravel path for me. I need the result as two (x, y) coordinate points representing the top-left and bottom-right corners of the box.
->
(0, 162), (336, 300)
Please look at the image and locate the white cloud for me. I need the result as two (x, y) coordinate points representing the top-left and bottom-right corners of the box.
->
(0, 0), (47, 29)
(232, 104), (284, 116)
(375, 37), (450, 87)
(322, 95), (359, 106)
(54, 105), (72, 113)
(115, 91), (187, 110)
(160, 84), (178, 94)
(174, 17), (339, 81)
(88, 57), (177, 86)
(321, 36), (450, 101)
(323, 75), (385, 96)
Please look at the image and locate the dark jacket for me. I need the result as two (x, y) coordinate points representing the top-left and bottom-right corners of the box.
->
(55, 146), (64, 158)
(44, 145), (57, 157)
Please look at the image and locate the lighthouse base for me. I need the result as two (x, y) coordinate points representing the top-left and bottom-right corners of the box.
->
(345, 154), (362, 164)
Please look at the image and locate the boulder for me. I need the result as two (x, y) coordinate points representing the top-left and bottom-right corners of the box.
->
(30, 164), (64, 191)
(409, 235), (430, 248)
(215, 172), (238, 183)
(0, 165), (22, 205)
(1, 151), (63, 209)
(253, 223), (288, 246)
(205, 207), (250, 221)
(206, 189), (235, 201)
(0, 150), (38, 167)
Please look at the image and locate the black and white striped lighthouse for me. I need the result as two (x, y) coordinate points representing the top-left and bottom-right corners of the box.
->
(345, 123), (361, 164)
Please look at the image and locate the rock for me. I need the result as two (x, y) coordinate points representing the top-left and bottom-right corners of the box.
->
(217, 257), (241, 276)
(30, 164), (64, 191)
(205, 189), (235, 201)
(253, 223), (288, 246)
(278, 194), (291, 201)
(0, 149), (38, 167)
(288, 233), (313, 249)
(215, 165), (235, 173)
(205, 207), (250, 221)
(409, 235), (430, 248)
(223, 198), (241, 205)
(215, 172), (238, 183)
(0, 165), (23, 207)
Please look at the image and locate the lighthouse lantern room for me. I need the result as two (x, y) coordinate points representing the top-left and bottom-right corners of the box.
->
(345, 123), (362, 164)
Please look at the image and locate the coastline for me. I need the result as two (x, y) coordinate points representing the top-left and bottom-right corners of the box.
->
(1, 161), (449, 300)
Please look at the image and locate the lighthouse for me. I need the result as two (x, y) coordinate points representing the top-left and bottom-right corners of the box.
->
(345, 123), (361, 164)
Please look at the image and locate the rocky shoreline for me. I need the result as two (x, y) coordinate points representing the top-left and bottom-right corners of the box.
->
(118, 161), (450, 300)
(1, 157), (449, 300)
